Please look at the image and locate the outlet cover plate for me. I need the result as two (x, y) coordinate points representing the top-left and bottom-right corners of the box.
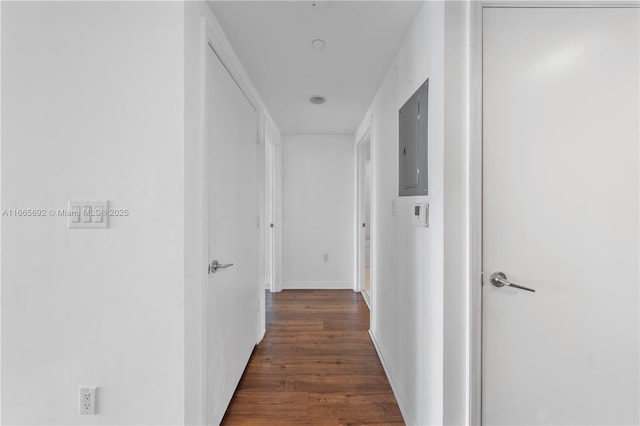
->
(79, 386), (97, 415)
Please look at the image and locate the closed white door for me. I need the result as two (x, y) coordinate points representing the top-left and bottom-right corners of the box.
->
(205, 44), (259, 425)
(483, 7), (639, 425)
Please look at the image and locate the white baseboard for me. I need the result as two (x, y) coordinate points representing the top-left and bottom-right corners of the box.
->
(369, 329), (412, 425)
(361, 290), (371, 309)
(282, 281), (352, 289)
(256, 326), (265, 344)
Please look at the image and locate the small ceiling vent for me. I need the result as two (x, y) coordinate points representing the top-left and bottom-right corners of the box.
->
(310, 96), (326, 105)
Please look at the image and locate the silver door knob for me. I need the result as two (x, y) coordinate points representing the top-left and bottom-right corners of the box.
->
(489, 271), (535, 293)
(209, 260), (234, 274)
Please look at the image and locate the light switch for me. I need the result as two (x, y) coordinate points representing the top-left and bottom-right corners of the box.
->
(70, 206), (81, 223)
(68, 200), (109, 229)
(82, 206), (92, 223)
(94, 208), (104, 223)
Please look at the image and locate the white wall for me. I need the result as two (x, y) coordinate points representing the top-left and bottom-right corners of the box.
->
(183, 3), (209, 423)
(443, 1), (473, 424)
(355, 2), (445, 424)
(282, 134), (354, 289)
(1, 2), (185, 424)
(2, 2), (280, 424)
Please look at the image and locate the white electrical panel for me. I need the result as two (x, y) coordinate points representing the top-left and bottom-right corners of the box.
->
(412, 203), (429, 228)
(68, 200), (109, 229)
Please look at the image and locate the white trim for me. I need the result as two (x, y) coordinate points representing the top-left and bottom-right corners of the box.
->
(469, 2), (483, 424)
(264, 118), (283, 293)
(355, 112), (373, 146)
(272, 143), (284, 293)
(369, 330), (411, 425)
(264, 116), (281, 147)
(361, 289), (371, 309)
(0, 2), (3, 421)
(204, 20), (261, 115)
(355, 120), (372, 305)
(482, 0), (639, 6)
(198, 18), (208, 426)
(264, 134), (276, 293)
(282, 282), (353, 290)
(355, 130), (371, 293)
(356, 126), (372, 146)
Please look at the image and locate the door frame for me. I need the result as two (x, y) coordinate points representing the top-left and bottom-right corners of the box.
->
(468, 2), (640, 424)
(355, 117), (372, 297)
(264, 123), (283, 293)
(264, 133), (276, 292)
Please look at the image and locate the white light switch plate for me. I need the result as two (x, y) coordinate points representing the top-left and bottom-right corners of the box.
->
(68, 200), (109, 229)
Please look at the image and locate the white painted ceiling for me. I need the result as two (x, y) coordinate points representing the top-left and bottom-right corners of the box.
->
(208, 1), (424, 134)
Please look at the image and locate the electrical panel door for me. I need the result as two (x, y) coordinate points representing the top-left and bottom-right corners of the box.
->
(399, 79), (428, 196)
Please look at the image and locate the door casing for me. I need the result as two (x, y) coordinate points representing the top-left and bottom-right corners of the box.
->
(355, 120), (372, 296)
(264, 134), (276, 292)
(468, 2), (640, 424)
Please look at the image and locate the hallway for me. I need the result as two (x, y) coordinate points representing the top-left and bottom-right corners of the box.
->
(221, 290), (404, 425)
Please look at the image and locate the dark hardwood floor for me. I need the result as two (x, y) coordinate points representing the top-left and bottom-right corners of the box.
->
(221, 289), (405, 425)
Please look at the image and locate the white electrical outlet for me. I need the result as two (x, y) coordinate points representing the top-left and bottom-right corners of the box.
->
(79, 387), (97, 415)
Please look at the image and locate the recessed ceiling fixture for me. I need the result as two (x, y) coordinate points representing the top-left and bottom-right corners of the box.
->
(310, 1), (328, 8)
(310, 96), (326, 105)
(311, 39), (326, 50)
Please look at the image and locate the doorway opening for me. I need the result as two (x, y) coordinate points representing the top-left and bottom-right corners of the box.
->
(357, 132), (372, 307)
(265, 134), (276, 292)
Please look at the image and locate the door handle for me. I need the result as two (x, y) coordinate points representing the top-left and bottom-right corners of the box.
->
(209, 260), (234, 274)
(489, 271), (535, 293)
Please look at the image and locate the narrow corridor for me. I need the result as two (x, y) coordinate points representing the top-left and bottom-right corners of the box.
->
(222, 290), (404, 425)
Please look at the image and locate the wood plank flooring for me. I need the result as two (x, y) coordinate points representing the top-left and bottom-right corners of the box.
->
(221, 289), (404, 425)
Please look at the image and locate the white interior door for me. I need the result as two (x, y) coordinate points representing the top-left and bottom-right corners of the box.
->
(483, 7), (639, 425)
(205, 44), (259, 425)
